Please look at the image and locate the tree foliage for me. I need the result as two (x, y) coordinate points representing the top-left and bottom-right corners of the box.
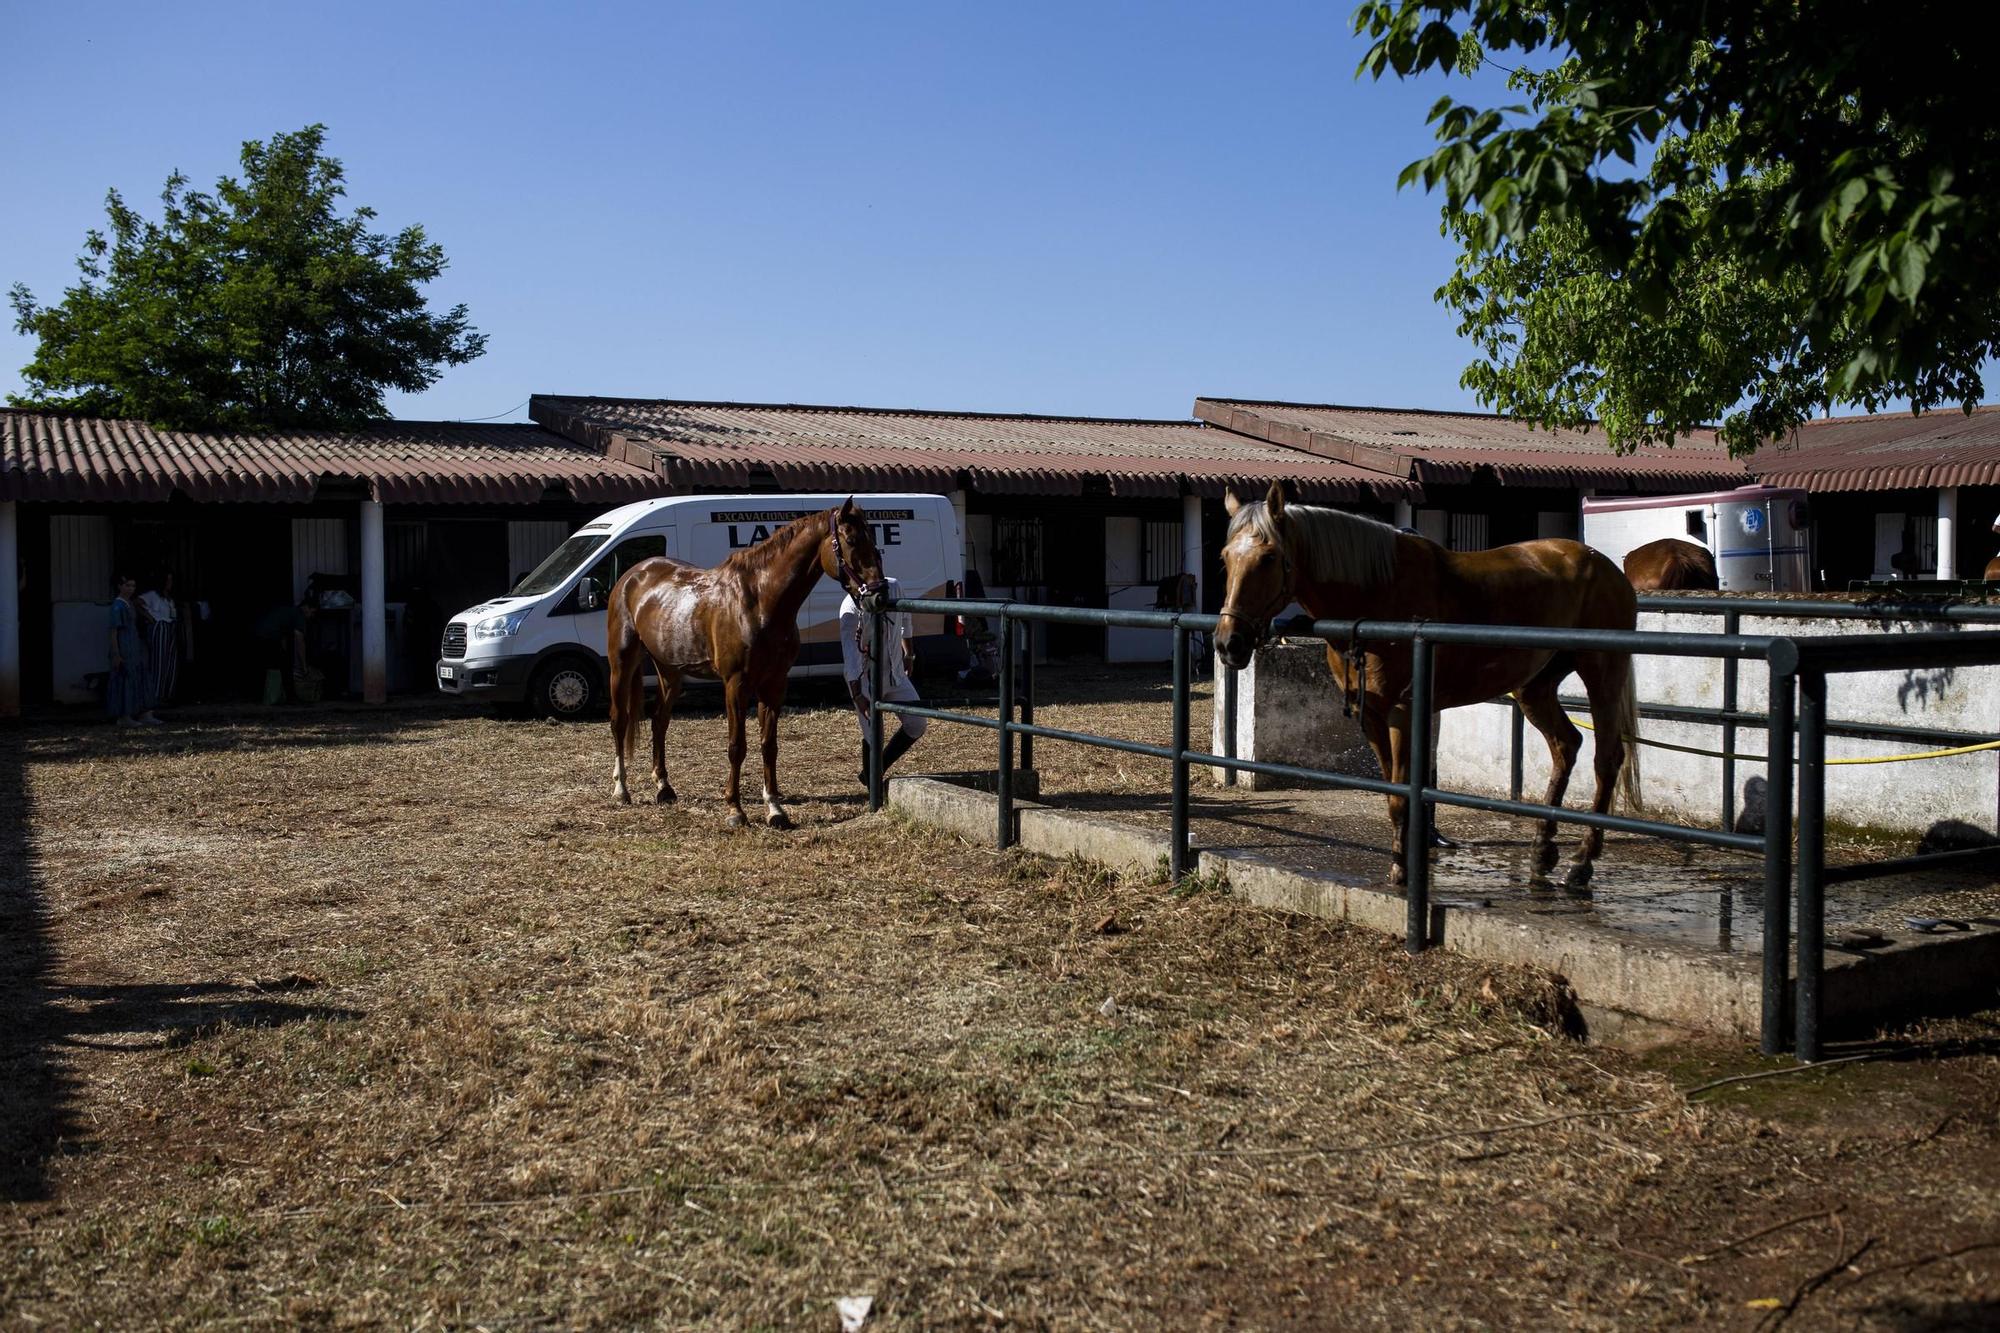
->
(1354, 2), (2000, 455)
(9, 125), (485, 430)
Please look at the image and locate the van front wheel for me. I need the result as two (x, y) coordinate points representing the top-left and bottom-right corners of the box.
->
(529, 656), (601, 720)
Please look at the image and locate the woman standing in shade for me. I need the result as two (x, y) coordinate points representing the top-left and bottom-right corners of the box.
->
(138, 571), (180, 708)
(108, 573), (159, 726)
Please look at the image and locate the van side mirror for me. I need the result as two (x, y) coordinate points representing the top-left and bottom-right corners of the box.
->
(577, 578), (604, 612)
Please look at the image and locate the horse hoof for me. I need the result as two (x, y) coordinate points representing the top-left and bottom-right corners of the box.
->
(1388, 862), (1407, 888)
(1532, 843), (1559, 874)
(614, 788), (631, 805)
(767, 810), (794, 831)
(1563, 860), (1596, 892)
(655, 785), (677, 805)
(725, 811), (747, 829)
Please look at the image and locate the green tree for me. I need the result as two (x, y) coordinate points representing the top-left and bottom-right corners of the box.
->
(9, 125), (485, 430)
(1355, 2), (2000, 455)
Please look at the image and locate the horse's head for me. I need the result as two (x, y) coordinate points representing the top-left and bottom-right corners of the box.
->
(824, 497), (887, 598)
(1215, 481), (1295, 671)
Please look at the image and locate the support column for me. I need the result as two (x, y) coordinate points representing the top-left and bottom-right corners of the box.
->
(0, 501), (18, 719)
(360, 499), (386, 704)
(1393, 498), (1414, 530)
(1181, 494), (1204, 610)
(1938, 486), (1959, 579)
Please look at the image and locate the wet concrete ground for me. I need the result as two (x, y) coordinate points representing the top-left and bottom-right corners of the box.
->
(1055, 783), (2000, 956)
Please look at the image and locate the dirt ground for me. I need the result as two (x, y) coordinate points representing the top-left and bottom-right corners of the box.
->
(3, 668), (1999, 1330)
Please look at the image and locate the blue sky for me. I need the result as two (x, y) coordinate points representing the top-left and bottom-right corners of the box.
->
(2, 1), (1515, 423)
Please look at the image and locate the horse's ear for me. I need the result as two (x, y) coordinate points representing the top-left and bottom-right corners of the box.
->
(838, 495), (856, 518)
(1264, 479), (1287, 523)
(1223, 490), (1242, 517)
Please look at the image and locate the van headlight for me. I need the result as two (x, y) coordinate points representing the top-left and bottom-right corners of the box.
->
(471, 609), (531, 641)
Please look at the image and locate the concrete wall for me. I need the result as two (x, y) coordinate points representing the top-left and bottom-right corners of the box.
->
(1433, 609), (2000, 836)
(1211, 640), (1372, 788)
(1223, 613), (2000, 836)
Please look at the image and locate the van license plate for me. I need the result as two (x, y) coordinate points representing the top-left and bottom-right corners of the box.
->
(437, 665), (456, 681)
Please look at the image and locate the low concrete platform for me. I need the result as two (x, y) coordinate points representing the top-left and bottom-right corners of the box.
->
(886, 775), (2000, 1043)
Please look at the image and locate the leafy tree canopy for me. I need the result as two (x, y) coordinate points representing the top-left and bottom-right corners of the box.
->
(9, 125), (485, 431)
(1354, 2), (2000, 455)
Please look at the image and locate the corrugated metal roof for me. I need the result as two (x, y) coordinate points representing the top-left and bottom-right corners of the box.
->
(1751, 405), (2000, 492)
(530, 396), (1421, 502)
(1192, 398), (1747, 490)
(0, 411), (670, 505)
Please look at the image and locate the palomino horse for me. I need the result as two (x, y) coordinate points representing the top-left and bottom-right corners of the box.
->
(606, 499), (885, 828)
(1624, 537), (1718, 591)
(1215, 483), (1641, 889)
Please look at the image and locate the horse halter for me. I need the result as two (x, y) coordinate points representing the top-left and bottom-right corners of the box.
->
(828, 513), (881, 600)
(1216, 540), (1295, 652)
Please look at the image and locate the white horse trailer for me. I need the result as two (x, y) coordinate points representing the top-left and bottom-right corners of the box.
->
(1583, 485), (1812, 592)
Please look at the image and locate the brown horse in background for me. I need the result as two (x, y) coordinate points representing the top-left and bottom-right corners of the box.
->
(606, 499), (885, 828)
(1624, 537), (1718, 591)
(1216, 482), (1640, 889)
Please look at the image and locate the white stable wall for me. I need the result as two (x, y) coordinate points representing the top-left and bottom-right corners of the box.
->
(1222, 610), (2000, 837)
(1434, 609), (2000, 837)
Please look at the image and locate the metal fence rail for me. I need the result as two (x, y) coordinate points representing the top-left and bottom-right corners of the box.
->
(864, 593), (2000, 1063)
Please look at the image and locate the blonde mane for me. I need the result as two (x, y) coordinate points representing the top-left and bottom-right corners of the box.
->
(1227, 502), (1406, 588)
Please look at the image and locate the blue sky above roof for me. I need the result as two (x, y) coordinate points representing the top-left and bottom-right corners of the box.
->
(3, 1), (1534, 425)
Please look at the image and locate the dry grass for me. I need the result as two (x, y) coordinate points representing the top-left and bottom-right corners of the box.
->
(2, 674), (1998, 1330)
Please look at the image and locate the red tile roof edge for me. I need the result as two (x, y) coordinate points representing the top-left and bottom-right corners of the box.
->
(0, 410), (669, 505)
(529, 395), (1424, 503)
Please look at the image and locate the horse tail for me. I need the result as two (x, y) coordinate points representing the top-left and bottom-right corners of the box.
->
(1616, 656), (1643, 813)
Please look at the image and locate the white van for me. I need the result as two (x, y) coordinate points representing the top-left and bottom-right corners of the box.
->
(435, 493), (964, 717)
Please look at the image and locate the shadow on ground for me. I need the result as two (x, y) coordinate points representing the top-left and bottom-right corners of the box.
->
(0, 726), (360, 1201)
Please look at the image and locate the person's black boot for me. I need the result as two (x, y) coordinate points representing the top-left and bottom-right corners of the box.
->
(880, 728), (918, 774)
(858, 729), (921, 785)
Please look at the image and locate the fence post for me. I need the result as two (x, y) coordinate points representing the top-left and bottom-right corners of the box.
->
(1405, 635), (1434, 953)
(867, 602), (886, 813)
(1761, 652), (1797, 1057)
(1508, 697), (1524, 802)
(996, 614), (1015, 851)
(1722, 609), (1741, 832)
(1796, 668), (1828, 1063)
(1220, 662), (1239, 788)
(1171, 621), (1191, 881)
(1019, 620), (1035, 777)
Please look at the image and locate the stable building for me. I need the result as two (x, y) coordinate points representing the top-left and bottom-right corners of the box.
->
(13, 392), (1953, 718)
(0, 411), (667, 711)
(1751, 406), (2000, 585)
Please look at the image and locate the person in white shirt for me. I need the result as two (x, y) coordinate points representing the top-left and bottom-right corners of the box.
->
(839, 577), (928, 784)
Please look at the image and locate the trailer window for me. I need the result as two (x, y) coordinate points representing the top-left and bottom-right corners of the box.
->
(1685, 510), (1707, 541)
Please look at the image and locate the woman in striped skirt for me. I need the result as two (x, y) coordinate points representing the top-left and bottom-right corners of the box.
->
(139, 572), (180, 708)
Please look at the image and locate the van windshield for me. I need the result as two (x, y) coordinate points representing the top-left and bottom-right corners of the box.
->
(512, 533), (610, 597)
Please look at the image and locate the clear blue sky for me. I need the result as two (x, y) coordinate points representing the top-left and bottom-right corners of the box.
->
(3, 0), (1516, 424)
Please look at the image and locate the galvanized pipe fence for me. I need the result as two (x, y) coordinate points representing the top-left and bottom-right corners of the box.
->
(864, 593), (2000, 1063)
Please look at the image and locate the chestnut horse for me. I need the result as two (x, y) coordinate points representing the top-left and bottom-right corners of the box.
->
(606, 499), (886, 828)
(1624, 537), (1718, 591)
(1216, 483), (1641, 889)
